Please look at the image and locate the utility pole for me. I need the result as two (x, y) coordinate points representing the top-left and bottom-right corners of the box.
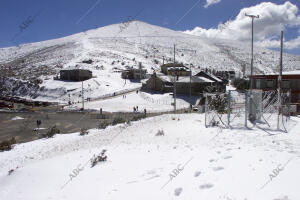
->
(189, 63), (192, 98)
(245, 13), (259, 123)
(277, 31), (283, 130)
(82, 81), (84, 110)
(245, 13), (259, 91)
(173, 44), (176, 113)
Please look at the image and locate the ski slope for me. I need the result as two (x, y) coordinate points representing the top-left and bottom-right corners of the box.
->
(1, 21), (300, 102)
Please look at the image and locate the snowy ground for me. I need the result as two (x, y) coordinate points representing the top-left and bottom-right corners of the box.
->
(1, 113), (300, 200)
(69, 91), (191, 112)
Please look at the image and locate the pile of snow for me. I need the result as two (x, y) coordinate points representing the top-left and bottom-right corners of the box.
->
(1, 113), (300, 200)
(11, 116), (24, 120)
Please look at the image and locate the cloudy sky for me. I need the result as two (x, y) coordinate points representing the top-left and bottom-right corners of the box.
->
(1, 0), (300, 54)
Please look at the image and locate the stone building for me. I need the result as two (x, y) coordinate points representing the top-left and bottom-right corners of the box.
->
(60, 69), (92, 81)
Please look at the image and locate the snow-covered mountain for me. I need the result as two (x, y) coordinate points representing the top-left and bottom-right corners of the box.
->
(1, 21), (300, 102)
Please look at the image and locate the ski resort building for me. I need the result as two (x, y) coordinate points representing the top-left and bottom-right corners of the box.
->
(121, 68), (147, 79)
(160, 63), (191, 76)
(251, 71), (300, 113)
(142, 72), (224, 95)
(60, 69), (92, 81)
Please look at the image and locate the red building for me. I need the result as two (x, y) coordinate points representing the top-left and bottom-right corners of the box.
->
(251, 71), (300, 114)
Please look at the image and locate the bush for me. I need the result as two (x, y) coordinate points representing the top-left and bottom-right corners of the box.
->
(207, 94), (228, 113)
(0, 137), (16, 152)
(232, 78), (249, 91)
(42, 125), (60, 138)
(80, 128), (89, 136)
(131, 114), (145, 121)
(90, 149), (107, 168)
(156, 129), (164, 136)
(98, 121), (109, 129)
(112, 117), (126, 125)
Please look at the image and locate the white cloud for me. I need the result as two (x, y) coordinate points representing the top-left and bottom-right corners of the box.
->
(204, 0), (221, 8)
(185, 1), (300, 49)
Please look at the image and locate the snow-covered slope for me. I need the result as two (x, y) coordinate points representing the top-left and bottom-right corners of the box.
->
(1, 21), (300, 101)
(1, 113), (300, 200)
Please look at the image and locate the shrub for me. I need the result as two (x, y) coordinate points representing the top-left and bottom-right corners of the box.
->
(42, 125), (60, 138)
(131, 115), (145, 121)
(90, 149), (107, 168)
(0, 137), (16, 152)
(232, 78), (249, 91)
(156, 129), (164, 136)
(80, 128), (89, 136)
(112, 117), (126, 125)
(98, 121), (109, 129)
(207, 94), (228, 113)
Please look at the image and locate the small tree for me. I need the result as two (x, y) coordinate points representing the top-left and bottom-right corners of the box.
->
(98, 121), (109, 129)
(156, 129), (164, 136)
(0, 137), (16, 152)
(91, 149), (107, 168)
(80, 128), (89, 136)
(232, 78), (249, 91)
(42, 125), (60, 138)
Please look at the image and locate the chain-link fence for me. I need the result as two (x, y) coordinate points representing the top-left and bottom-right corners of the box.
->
(205, 93), (229, 128)
(205, 89), (291, 132)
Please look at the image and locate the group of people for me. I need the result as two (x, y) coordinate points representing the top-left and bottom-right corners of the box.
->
(133, 106), (139, 112)
(133, 106), (147, 115)
(122, 95), (127, 99)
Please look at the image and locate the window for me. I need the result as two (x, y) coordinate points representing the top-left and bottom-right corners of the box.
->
(281, 80), (290, 89)
(266, 79), (275, 88)
(255, 79), (261, 89)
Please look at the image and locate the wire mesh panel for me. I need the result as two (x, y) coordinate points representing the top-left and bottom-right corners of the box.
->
(205, 93), (228, 128)
(228, 91), (247, 128)
(249, 89), (291, 132)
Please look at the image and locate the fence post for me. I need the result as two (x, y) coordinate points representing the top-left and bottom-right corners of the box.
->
(205, 93), (207, 127)
(245, 91), (248, 128)
(227, 90), (231, 128)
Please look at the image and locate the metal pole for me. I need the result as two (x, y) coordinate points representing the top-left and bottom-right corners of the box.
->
(190, 63), (192, 98)
(277, 31), (283, 130)
(245, 13), (259, 122)
(245, 92), (248, 128)
(82, 81), (84, 110)
(245, 13), (259, 91)
(228, 90), (231, 128)
(173, 44), (176, 113)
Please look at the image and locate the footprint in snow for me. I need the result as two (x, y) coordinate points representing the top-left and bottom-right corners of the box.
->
(209, 159), (216, 162)
(213, 166), (224, 171)
(223, 156), (232, 159)
(199, 183), (213, 189)
(174, 188), (183, 196)
(194, 171), (201, 177)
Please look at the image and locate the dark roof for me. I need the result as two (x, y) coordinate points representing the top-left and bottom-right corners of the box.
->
(195, 71), (222, 82)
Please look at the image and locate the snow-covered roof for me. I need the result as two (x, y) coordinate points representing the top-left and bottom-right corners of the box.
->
(158, 75), (173, 82)
(283, 70), (300, 75)
(209, 73), (223, 82)
(177, 76), (214, 83)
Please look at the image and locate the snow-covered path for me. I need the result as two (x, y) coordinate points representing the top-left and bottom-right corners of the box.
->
(70, 91), (191, 112)
(0, 114), (300, 200)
